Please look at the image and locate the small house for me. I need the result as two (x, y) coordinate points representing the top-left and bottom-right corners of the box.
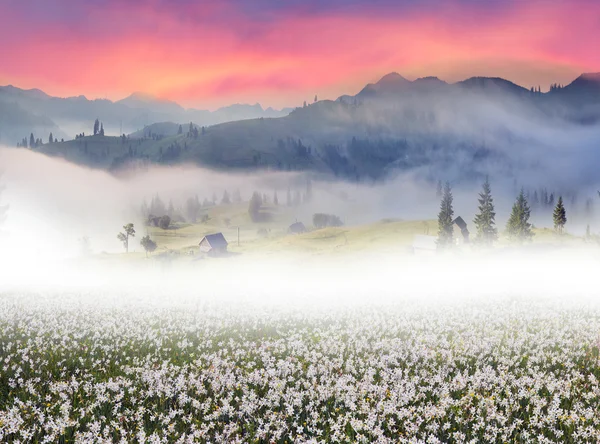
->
(412, 235), (438, 255)
(288, 222), (307, 234)
(453, 216), (470, 244)
(199, 233), (228, 256)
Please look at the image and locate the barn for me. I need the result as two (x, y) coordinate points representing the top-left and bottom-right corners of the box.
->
(199, 233), (228, 256)
(453, 216), (470, 244)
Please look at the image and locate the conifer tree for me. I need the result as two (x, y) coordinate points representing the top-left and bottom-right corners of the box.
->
(553, 196), (567, 234)
(436, 180), (443, 198)
(473, 177), (497, 246)
(248, 192), (262, 222)
(506, 189), (534, 243)
(437, 181), (454, 249)
(94, 119), (100, 136)
(30, 133), (35, 148)
(273, 191), (279, 206)
(99, 123), (105, 136)
(49, 133), (53, 144)
(222, 190), (231, 205)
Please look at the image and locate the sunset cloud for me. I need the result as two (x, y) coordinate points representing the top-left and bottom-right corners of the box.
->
(0, 0), (598, 108)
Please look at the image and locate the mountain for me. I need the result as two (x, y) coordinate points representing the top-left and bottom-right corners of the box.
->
(10, 71), (600, 186)
(116, 92), (185, 115)
(0, 86), (293, 145)
(0, 101), (65, 146)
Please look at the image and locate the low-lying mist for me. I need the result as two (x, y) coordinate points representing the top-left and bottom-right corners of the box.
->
(1, 140), (600, 304)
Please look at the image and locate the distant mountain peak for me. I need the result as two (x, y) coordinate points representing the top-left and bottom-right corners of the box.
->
(579, 72), (600, 82)
(376, 72), (409, 85)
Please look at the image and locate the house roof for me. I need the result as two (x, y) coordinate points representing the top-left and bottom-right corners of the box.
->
(200, 233), (228, 248)
(453, 216), (468, 230)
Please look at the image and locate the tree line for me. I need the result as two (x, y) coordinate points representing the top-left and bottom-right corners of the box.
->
(437, 178), (568, 249)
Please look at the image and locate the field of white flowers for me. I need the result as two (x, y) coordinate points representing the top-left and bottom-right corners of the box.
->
(1, 290), (600, 443)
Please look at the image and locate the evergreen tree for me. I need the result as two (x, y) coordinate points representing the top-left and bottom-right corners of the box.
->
(273, 191), (279, 206)
(221, 190), (231, 205)
(100, 123), (105, 136)
(506, 189), (534, 243)
(94, 119), (100, 136)
(185, 195), (201, 223)
(140, 199), (150, 220)
(232, 189), (242, 203)
(286, 187), (292, 206)
(306, 178), (313, 202)
(473, 177), (497, 246)
(248, 192), (262, 222)
(553, 196), (567, 234)
(178, 125), (183, 135)
(436, 180), (443, 198)
(167, 199), (175, 218)
(49, 133), (53, 144)
(30, 133), (35, 148)
(437, 181), (454, 249)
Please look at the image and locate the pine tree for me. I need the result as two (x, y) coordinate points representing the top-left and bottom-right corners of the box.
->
(222, 190), (231, 205)
(437, 181), (454, 249)
(30, 133), (35, 148)
(473, 177), (497, 246)
(286, 187), (292, 207)
(506, 189), (534, 243)
(436, 180), (443, 198)
(553, 196), (567, 234)
(100, 123), (105, 136)
(49, 133), (53, 144)
(94, 119), (100, 136)
(248, 192), (262, 222)
(178, 125), (183, 135)
(273, 191), (279, 206)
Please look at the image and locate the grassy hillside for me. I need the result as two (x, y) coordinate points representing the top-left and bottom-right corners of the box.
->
(86, 198), (593, 267)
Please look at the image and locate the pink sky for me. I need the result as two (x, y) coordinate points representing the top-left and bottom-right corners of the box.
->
(0, 0), (598, 109)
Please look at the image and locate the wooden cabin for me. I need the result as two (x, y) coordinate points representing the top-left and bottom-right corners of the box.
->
(199, 233), (228, 256)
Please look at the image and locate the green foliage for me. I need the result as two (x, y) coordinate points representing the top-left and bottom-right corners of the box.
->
(437, 181), (454, 249)
(553, 196), (567, 234)
(221, 190), (231, 205)
(313, 213), (343, 229)
(158, 215), (171, 230)
(140, 235), (157, 256)
(248, 192), (263, 222)
(117, 223), (135, 253)
(185, 195), (201, 223)
(506, 189), (533, 243)
(473, 177), (498, 246)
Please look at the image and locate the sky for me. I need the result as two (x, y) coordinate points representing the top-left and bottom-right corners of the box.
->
(0, 0), (598, 109)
